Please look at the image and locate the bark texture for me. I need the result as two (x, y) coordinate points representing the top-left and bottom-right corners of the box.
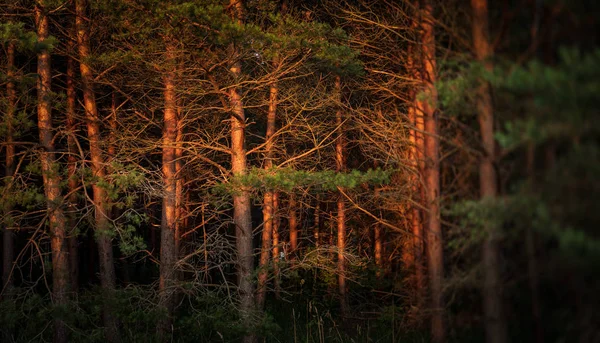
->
(471, 1), (509, 343)
(35, 3), (70, 342)
(420, 1), (445, 341)
(158, 39), (178, 337)
(335, 76), (348, 316)
(228, 2), (256, 341)
(76, 0), (118, 340)
(2, 41), (16, 297)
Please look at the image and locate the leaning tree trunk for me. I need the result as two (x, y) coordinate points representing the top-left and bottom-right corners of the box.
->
(158, 39), (178, 338)
(470, 1), (509, 343)
(228, 2), (256, 342)
(419, 1), (445, 342)
(35, 3), (70, 342)
(2, 40), (16, 297)
(75, 0), (118, 340)
(335, 76), (349, 317)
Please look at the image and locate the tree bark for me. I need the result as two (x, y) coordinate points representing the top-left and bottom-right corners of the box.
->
(75, 0), (118, 340)
(407, 41), (426, 306)
(335, 76), (348, 317)
(228, 2), (256, 341)
(35, 3), (70, 342)
(158, 39), (178, 338)
(289, 195), (298, 258)
(420, 1), (445, 341)
(66, 40), (79, 292)
(2, 40), (16, 297)
(470, 1), (509, 343)
(272, 193), (281, 298)
(257, 73), (278, 310)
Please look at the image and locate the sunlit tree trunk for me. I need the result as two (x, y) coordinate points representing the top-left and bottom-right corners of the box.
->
(470, 1), (508, 343)
(420, 1), (444, 341)
(2, 40), (16, 297)
(407, 42), (426, 305)
(66, 47), (79, 292)
(75, 0), (118, 340)
(228, 2), (256, 341)
(158, 39), (178, 338)
(335, 76), (349, 316)
(272, 193), (281, 298)
(35, 3), (70, 342)
(257, 70), (278, 310)
(289, 195), (298, 258)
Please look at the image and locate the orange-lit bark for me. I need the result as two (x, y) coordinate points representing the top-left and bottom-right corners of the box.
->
(272, 193), (281, 298)
(289, 195), (298, 258)
(406, 42), (426, 304)
(471, 1), (508, 343)
(374, 223), (383, 272)
(158, 39), (178, 337)
(335, 76), (348, 316)
(257, 74), (278, 310)
(35, 3), (70, 342)
(75, 0), (118, 340)
(2, 41), (16, 296)
(419, 1), (445, 341)
(228, 2), (256, 340)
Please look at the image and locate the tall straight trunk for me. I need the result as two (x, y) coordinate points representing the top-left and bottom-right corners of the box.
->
(374, 223), (383, 269)
(272, 193), (281, 298)
(66, 45), (79, 292)
(158, 39), (178, 337)
(419, 1), (445, 341)
(228, 2), (256, 340)
(175, 115), (184, 254)
(470, 1), (508, 343)
(2, 41), (16, 296)
(407, 42), (426, 304)
(289, 195), (298, 258)
(75, 0), (118, 340)
(257, 72), (278, 310)
(34, 3), (70, 342)
(335, 76), (348, 316)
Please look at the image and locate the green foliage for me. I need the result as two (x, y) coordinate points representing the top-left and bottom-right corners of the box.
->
(213, 167), (391, 196)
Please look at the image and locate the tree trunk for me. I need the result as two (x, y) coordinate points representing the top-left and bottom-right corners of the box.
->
(35, 3), (70, 342)
(228, 2), (256, 341)
(470, 1), (509, 343)
(158, 39), (178, 338)
(272, 193), (281, 298)
(75, 0), (118, 340)
(2, 41), (16, 297)
(335, 76), (348, 317)
(407, 40), (426, 304)
(420, 1), (445, 341)
(289, 195), (298, 258)
(257, 73), (278, 310)
(66, 46), (79, 292)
